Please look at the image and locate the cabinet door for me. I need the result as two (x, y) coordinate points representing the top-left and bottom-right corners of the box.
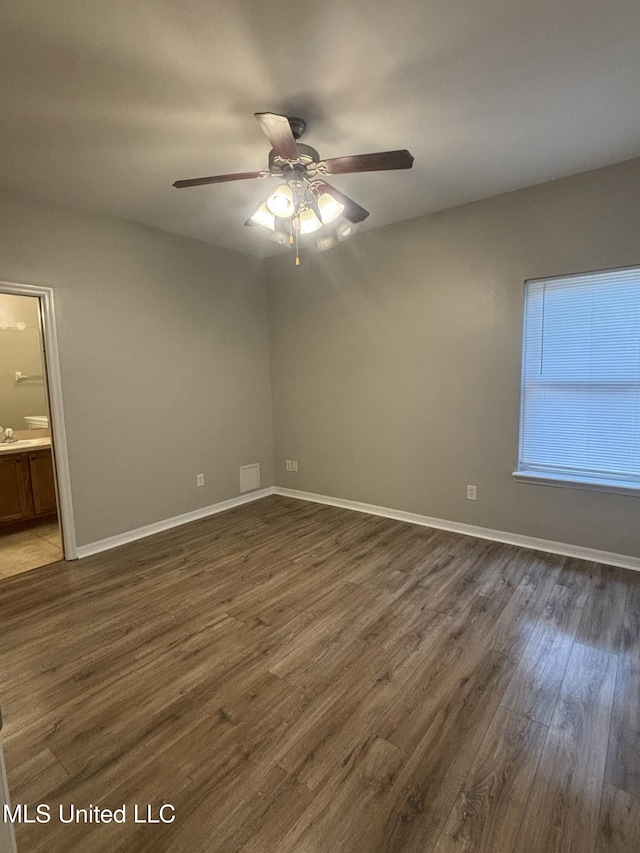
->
(0, 456), (32, 523)
(29, 451), (57, 516)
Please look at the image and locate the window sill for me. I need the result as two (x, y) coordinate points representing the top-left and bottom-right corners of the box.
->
(512, 470), (640, 497)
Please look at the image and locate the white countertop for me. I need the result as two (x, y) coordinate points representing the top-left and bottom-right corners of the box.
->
(0, 437), (51, 454)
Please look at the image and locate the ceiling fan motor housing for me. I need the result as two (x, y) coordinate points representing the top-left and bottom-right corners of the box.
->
(269, 143), (320, 176)
(287, 116), (307, 139)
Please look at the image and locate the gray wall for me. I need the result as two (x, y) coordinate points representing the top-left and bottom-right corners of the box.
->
(0, 185), (273, 548)
(3, 156), (639, 559)
(0, 294), (48, 428)
(266, 156), (640, 559)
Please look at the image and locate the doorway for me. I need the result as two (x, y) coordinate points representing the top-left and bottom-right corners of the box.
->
(0, 282), (76, 577)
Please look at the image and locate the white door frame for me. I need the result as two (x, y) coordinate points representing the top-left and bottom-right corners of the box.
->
(0, 281), (77, 560)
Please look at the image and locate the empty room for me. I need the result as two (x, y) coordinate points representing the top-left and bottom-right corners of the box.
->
(1, 2), (640, 852)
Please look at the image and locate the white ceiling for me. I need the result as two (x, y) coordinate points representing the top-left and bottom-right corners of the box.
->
(1, 1), (640, 256)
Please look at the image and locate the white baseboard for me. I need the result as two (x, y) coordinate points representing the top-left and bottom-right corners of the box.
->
(76, 488), (276, 558)
(273, 487), (640, 573)
(76, 483), (640, 573)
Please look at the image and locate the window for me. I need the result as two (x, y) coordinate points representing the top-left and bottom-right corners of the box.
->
(514, 265), (640, 495)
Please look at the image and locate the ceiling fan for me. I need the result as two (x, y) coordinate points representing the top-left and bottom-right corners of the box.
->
(173, 112), (414, 263)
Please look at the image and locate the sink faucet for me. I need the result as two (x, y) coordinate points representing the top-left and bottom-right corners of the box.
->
(0, 427), (18, 444)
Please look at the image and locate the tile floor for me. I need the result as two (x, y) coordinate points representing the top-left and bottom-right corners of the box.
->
(0, 521), (62, 579)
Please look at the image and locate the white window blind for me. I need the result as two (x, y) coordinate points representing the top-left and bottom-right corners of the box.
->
(516, 265), (640, 493)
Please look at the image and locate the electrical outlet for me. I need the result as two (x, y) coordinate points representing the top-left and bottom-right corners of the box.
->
(196, 473), (205, 487)
(286, 460), (292, 472)
(292, 460), (298, 472)
(466, 484), (477, 501)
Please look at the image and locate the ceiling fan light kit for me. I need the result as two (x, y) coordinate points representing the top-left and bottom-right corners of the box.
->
(317, 192), (344, 224)
(265, 183), (295, 217)
(174, 112), (414, 265)
(248, 202), (276, 231)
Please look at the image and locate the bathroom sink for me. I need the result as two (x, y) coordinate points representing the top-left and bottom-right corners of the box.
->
(0, 438), (51, 453)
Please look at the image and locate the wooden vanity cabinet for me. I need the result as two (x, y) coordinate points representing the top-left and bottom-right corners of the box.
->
(0, 455), (31, 524)
(29, 450), (57, 516)
(0, 448), (56, 526)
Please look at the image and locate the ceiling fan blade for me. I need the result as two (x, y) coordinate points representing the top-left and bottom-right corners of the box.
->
(254, 112), (300, 160)
(173, 171), (266, 188)
(314, 180), (370, 223)
(320, 149), (414, 175)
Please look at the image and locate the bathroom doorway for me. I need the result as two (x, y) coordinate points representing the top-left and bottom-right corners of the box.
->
(0, 282), (76, 578)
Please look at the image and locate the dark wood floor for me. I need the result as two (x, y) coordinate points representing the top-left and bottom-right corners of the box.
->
(0, 495), (639, 852)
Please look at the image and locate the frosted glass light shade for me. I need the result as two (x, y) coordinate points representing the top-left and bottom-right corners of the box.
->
(317, 192), (344, 224)
(316, 233), (338, 252)
(266, 184), (295, 217)
(270, 228), (291, 246)
(249, 203), (275, 230)
(337, 219), (357, 241)
(299, 208), (322, 234)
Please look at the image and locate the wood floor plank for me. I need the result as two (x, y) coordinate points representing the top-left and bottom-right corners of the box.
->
(277, 734), (406, 853)
(276, 619), (448, 792)
(480, 553), (562, 662)
(385, 643), (513, 758)
(355, 649), (515, 853)
(0, 495), (636, 852)
(432, 706), (547, 853)
(359, 596), (449, 651)
(16, 711), (227, 853)
(576, 563), (628, 654)
(162, 763), (314, 853)
(606, 582), (640, 798)
(2, 746), (69, 805)
(477, 544), (533, 600)
(514, 641), (618, 853)
(501, 568), (590, 724)
(596, 784), (640, 853)
(372, 592), (510, 755)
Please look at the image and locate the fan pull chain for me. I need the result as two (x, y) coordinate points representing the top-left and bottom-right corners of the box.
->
(295, 230), (300, 266)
